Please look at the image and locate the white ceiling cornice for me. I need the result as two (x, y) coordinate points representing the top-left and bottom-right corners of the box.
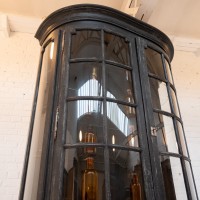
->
(0, 12), (42, 35)
(169, 35), (200, 55)
(1, 11), (200, 56)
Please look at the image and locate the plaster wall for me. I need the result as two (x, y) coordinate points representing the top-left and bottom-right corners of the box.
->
(0, 31), (199, 199)
(0, 31), (40, 200)
(171, 50), (200, 194)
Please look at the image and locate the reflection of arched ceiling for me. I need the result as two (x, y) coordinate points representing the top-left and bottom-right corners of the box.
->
(69, 30), (133, 103)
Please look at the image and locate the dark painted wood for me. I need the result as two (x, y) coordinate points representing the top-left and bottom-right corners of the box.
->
(20, 4), (199, 200)
(35, 4), (174, 61)
(18, 45), (45, 200)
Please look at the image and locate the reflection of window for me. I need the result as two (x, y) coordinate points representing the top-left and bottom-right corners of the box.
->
(77, 100), (102, 118)
(77, 82), (132, 137)
(107, 91), (130, 136)
(77, 78), (102, 118)
(78, 78), (102, 96)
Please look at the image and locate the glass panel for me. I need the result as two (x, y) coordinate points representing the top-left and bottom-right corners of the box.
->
(149, 78), (171, 112)
(109, 149), (145, 200)
(68, 62), (102, 97)
(165, 59), (173, 84)
(71, 30), (101, 59)
(160, 156), (187, 200)
(63, 148), (105, 200)
(154, 113), (179, 153)
(185, 161), (198, 200)
(107, 102), (138, 147)
(24, 42), (55, 199)
(170, 88), (180, 117)
(104, 32), (130, 65)
(66, 100), (103, 145)
(177, 121), (188, 157)
(106, 64), (135, 103)
(145, 48), (165, 80)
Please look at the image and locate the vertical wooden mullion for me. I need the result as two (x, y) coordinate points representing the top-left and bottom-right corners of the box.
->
(131, 36), (155, 200)
(136, 38), (166, 200)
(49, 29), (70, 200)
(102, 29), (111, 200)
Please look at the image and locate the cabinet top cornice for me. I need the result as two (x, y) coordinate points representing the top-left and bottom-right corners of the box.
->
(35, 4), (174, 60)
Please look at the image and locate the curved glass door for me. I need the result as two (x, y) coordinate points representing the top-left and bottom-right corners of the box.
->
(141, 45), (198, 200)
(50, 27), (154, 200)
(63, 29), (145, 200)
(21, 34), (60, 200)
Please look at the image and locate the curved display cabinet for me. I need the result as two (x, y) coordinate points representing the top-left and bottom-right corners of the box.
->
(20, 4), (198, 200)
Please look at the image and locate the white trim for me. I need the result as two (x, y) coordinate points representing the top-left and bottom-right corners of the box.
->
(169, 35), (200, 54)
(0, 12), (42, 34)
(121, 0), (140, 17)
(0, 14), (10, 37)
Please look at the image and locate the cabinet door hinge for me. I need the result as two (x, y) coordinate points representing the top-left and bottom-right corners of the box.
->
(54, 107), (59, 141)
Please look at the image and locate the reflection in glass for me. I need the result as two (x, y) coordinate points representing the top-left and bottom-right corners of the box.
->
(50, 42), (54, 59)
(107, 102), (138, 147)
(68, 63), (102, 97)
(63, 148), (105, 200)
(66, 100), (103, 144)
(185, 161), (198, 200)
(149, 78), (171, 112)
(177, 121), (188, 157)
(71, 30), (101, 59)
(104, 32), (130, 65)
(160, 156), (187, 200)
(24, 42), (54, 199)
(170, 88), (180, 117)
(145, 48), (165, 80)
(109, 149), (144, 200)
(154, 113), (178, 153)
(106, 65), (135, 103)
(165, 59), (173, 84)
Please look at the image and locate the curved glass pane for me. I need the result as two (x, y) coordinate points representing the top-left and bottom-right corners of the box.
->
(104, 32), (130, 66)
(177, 121), (188, 157)
(145, 48), (165, 80)
(68, 62), (102, 97)
(154, 113), (178, 153)
(160, 156), (187, 200)
(109, 149), (145, 200)
(71, 30), (101, 59)
(165, 59), (173, 84)
(66, 100), (103, 145)
(106, 65), (135, 103)
(149, 78), (171, 112)
(63, 148), (105, 200)
(170, 88), (180, 117)
(185, 161), (198, 200)
(107, 102), (138, 147)
(24, 42), (55, 199)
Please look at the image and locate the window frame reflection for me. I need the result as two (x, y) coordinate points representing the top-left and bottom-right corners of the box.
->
(109, 148), (145, 200)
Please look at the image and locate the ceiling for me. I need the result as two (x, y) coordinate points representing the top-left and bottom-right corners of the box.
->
(0, 0), (200, 49)
(0, 0), (123, 18)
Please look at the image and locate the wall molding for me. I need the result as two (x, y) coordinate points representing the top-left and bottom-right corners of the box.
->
(0, 12), (42, 35)
(169, 35), (200, 55)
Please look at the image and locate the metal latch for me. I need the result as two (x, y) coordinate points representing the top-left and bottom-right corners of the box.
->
(151, 126), (157, 136)
(54, 107), (59, 141)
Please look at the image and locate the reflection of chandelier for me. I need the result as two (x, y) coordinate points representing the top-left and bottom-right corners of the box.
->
(83, 131), (97, 154)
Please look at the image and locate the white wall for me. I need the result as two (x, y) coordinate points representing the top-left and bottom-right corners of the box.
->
(0, 31), (199, 199)
(172, 50), (200, 194)
(0, 31), (40, 200)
